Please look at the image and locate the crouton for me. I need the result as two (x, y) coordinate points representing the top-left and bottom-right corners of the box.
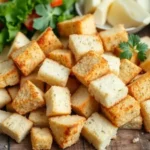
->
(69, 34), (103, 61)
(129, 74), (143, 84)
(0, 89), (11, 109)
(59, 37), (69, 48)
(49, 115), (85, 149)
(101, 95), (140, 127)
(121, 115), (143, 130)
(71, 85), (99, 118)
(89, 73), (128, 108)
(37, 27), (63, 55)
(0, 59), (20, 88)
(11, 40), (45, 76)
(31, 127), (53, 150)
(128, 72), (150, 102)
(57, 14), (96, 37)
(82, 112), (118, 150)
(47, 49), (75, 68)
(1, 113), (33, 143)
(29, 108), (49, 127)
(20, 72), (45, 91)
(0, 46), (10, 63)
(99, 24), (128, 52)
(45, 86), (71, 117)
(119, 59), (142, 84)
(102, 52), (120, 75)
(141, 100), (150, 132)
(8, 32), (30, 57)
(0, 110), (11, 133)
(12, 80), (45, 115)
(38, 58), (70, 87)
(72, 51), (109, 86)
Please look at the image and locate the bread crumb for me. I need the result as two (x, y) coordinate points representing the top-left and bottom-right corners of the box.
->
(132, 137), (139, 143)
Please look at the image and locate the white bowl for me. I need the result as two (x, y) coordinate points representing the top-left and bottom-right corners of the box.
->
(75, 0), (147, 33)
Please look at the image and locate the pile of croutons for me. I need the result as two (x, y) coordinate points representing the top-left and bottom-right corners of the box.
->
(0, 14), (150, 150)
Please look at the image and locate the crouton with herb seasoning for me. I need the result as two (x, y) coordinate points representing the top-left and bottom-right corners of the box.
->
(37, 27), (63, 55)
(31, 127), (53, 150)
(1, 113), (33, 143)
(11, 41), (45, 76)
(47, 49), (75, 68)
(119, 59), (142, 84)
(99, 24), (128, 52)
(0, 59), (20, 88)
(72, 51), (109, 86)
(38, 58), (70, 87)
(29, 108), (49, 127)
(89, 73), (128, 108)
(12, 80), (45, 115)
(82, 112), (118, 150)
(101, 95), (140, 127)
(45, 86), (71, 117)
(128, 72), (150, 102)
(69, 34), (103, 61)
(0, 89), (11, 109)
(57, 14), (97, 37)
(8, 32), (30, 58)
(71, 85), (99, 118)
(121, 115), (143, 130)
(49, 115), (85, 149)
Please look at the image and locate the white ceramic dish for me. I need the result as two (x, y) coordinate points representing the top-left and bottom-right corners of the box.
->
(75, 0), (147, 33)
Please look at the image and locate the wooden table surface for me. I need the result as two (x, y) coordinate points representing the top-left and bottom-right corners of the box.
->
(0, 25), (150, 150)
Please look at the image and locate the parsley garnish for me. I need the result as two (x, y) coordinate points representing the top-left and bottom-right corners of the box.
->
(119, 34), (148, 61)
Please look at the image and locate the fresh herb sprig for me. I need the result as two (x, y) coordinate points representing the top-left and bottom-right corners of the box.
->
(119, 34), (148, 61)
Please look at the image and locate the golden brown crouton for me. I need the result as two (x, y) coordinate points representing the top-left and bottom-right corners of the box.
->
(57, 14), (97, 37)
(71, 85), (99, 118)
(72, 51), (109, 86)
(12, 80), (45, 115)
(49, 115), (86, 149)
(31, 127), (53, 150)
(128, 72), (150, 102)
(11, 41), (45, 76)
(101, 95), (140, 127)
(37, 27), (63, 55)
(0, 59), (20, 88)
(99, 24), (128, 52)
(47, 49), (75, 68)
(119, 59), (142, 84)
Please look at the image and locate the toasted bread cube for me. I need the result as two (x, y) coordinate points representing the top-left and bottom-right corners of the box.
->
(49, 115), (85, 149)
(29, 108), (49, 127)
(72, 51), (109, 86)
(47, 49), (75, 68)
(57, 14), (96, 37)
(1, 113), (33, 143)
(20, 72), (44, 91)
(31, 127), (53, 150)
(71, 85), (99, 118)
(141, 100), (150, 132)
(99, 24), (128, 52)
(0, 59), (20, 88)
(119, 59), (142, 84)
(12, 80), (45, 115)
(45, 86), (71, 117)
(0, 89), (11, 108)
(38, 59), (70, 87)
(128, 72), (150, 102)
(69, 34), (103, 61)
(37, 27), (63, 55)
(11, 41), (45, 76)
(0, 110), (11, 133)
(101, 95), (140, 127)
(0, 46), (10, 63)
(82, 112), (118, 150)
(102, 52), (120, 75)
(8, 32), (30, 57)
(121, 115), (143, 130)
(89, 73), (128, 108)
